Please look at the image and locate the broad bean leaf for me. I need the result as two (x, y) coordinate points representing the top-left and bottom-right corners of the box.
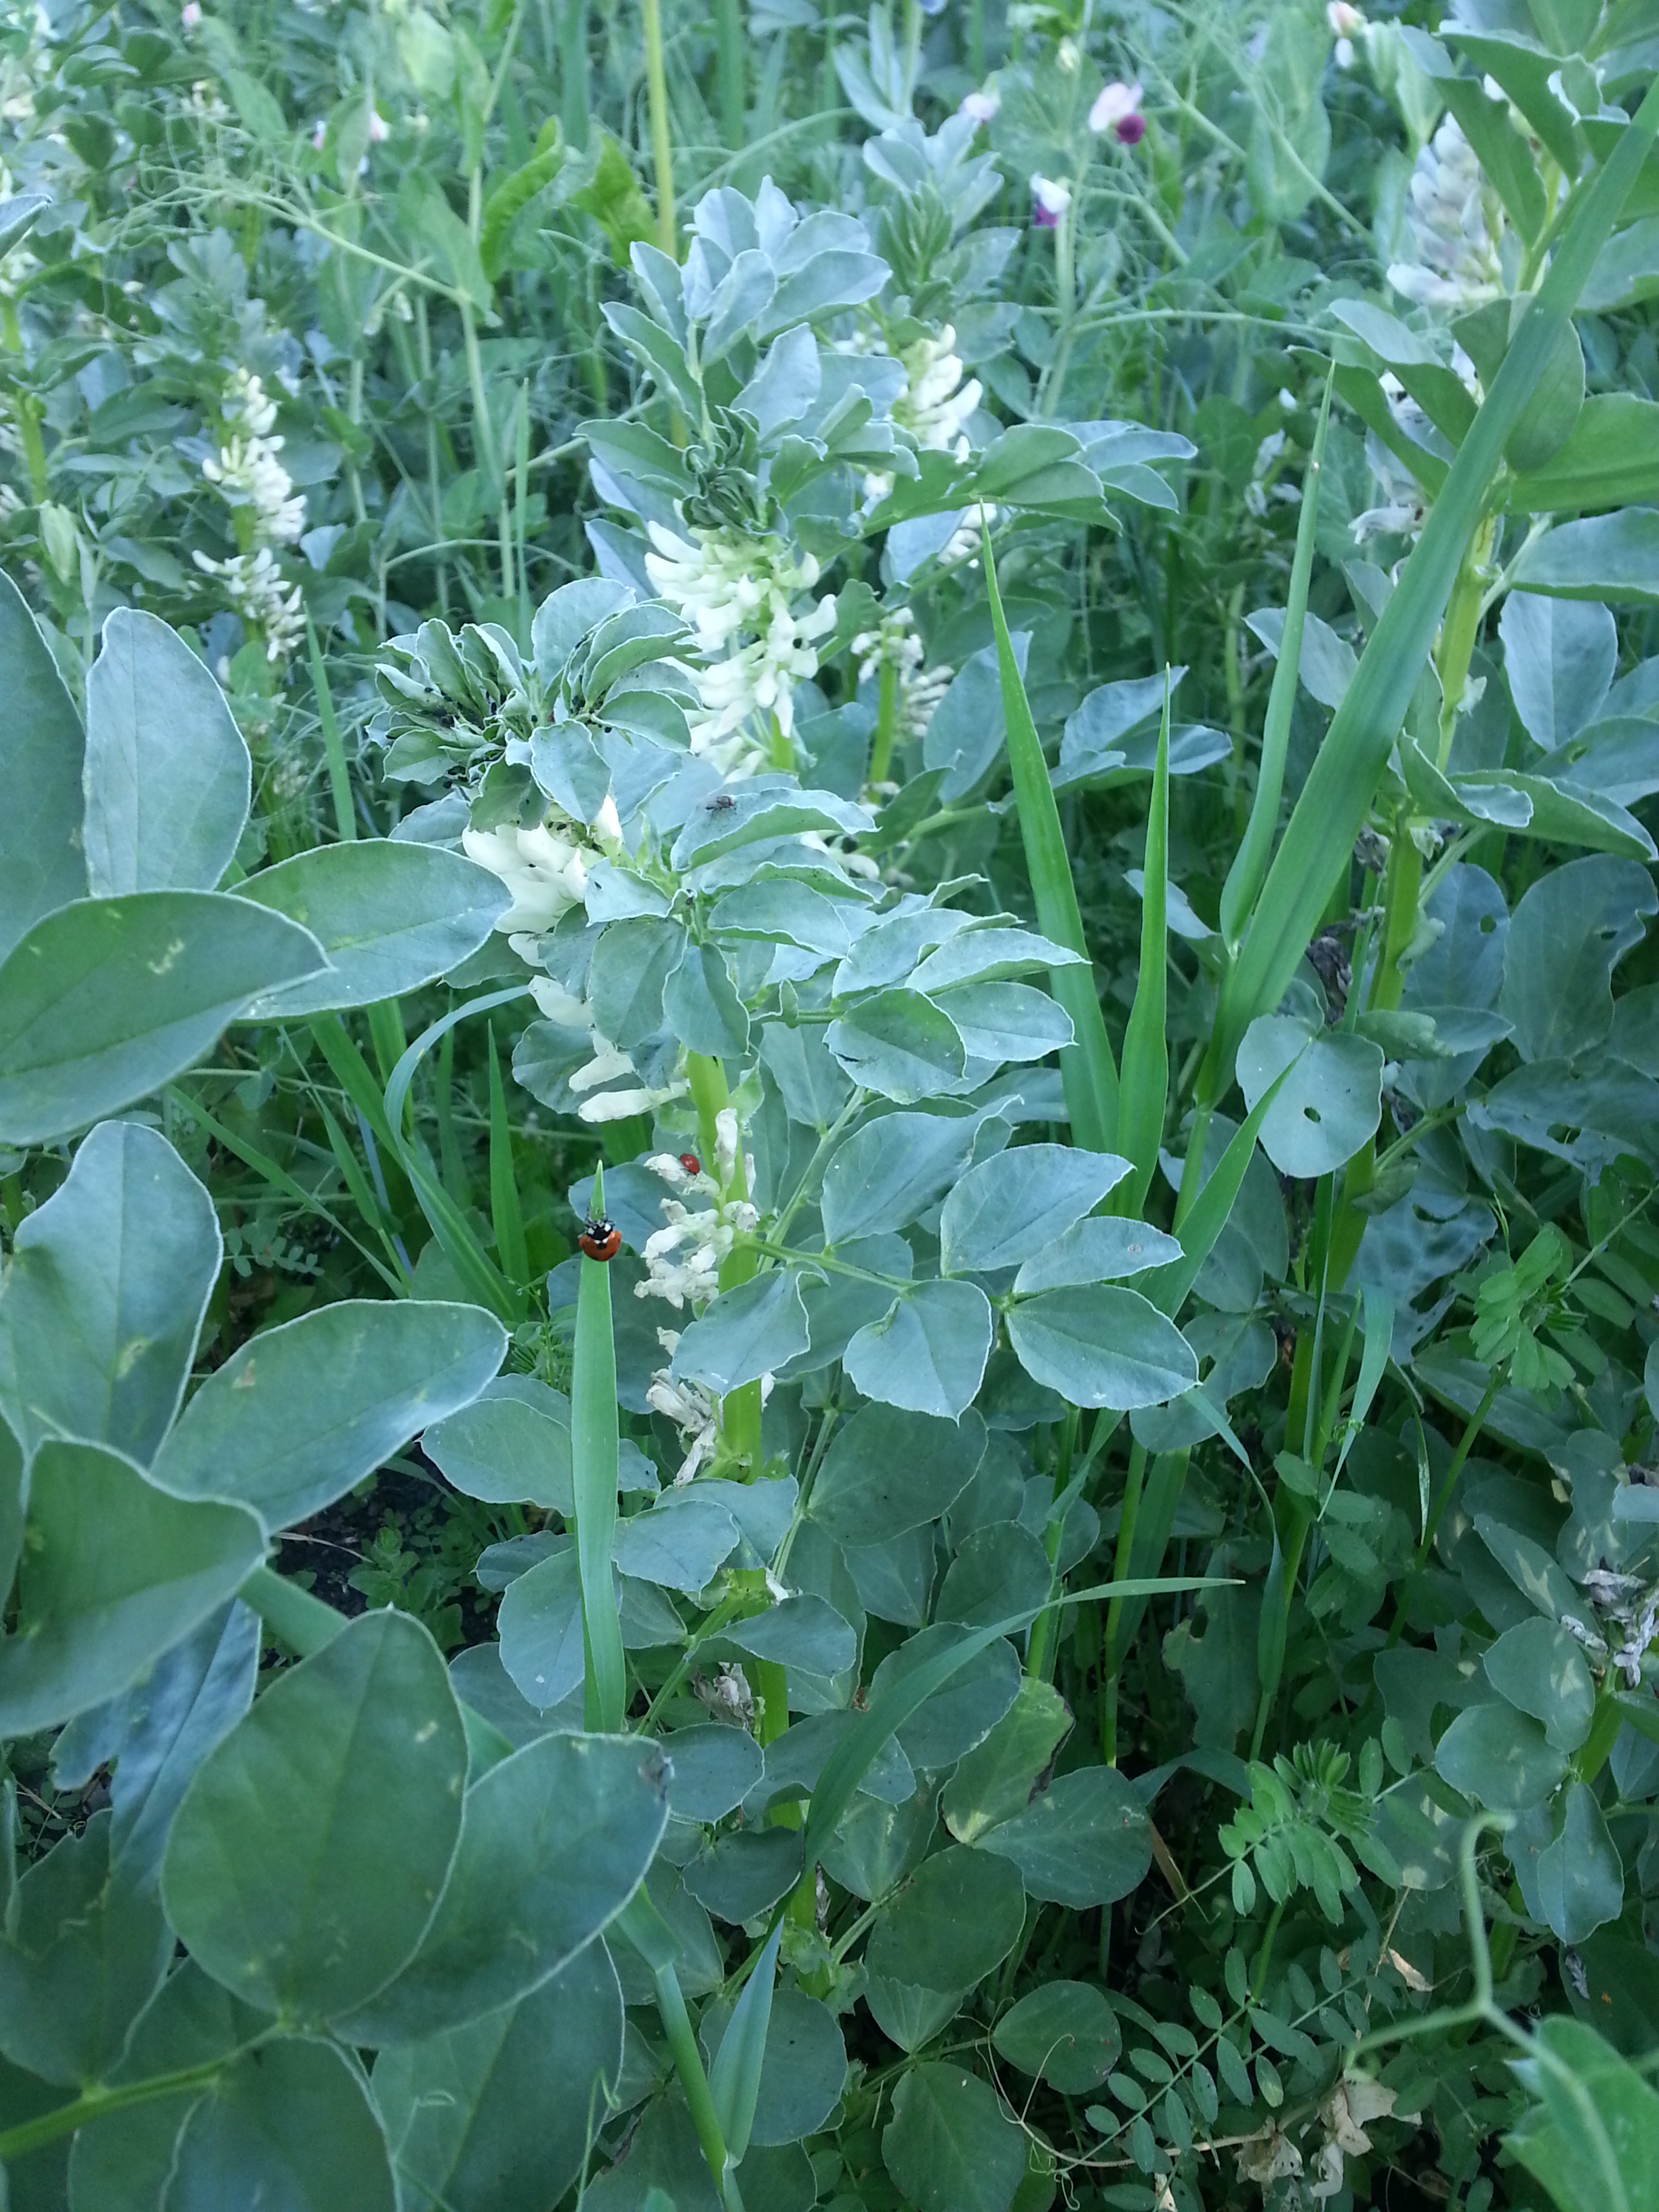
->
(992, 1980), (1121, 2093)
(166, 2035), (397, 2212)
(1536, 1782), (1624, 1946)
(808, 1404), (987, 1542)
(865, 1843), (1026, 1993)
(0, 891), (325, 1147)
(1006, 1286), (1197, 1408)
(337, 1732), (668, 2044)
(371, 1944), (625, 2212)
(1498, 854), (1658, 1063)
(819, 1109), (980, 1243)
(0, 1119), (219, 1463)
(1483, 1616), (1596, 1752)
(1498, 591), (1616, 748)
(1236, 1015), (1382, 1178)
(826, 988), (966, 1102)
(882, 2062), (1026, 2212)
(0, 1812), (169, 2089)
(0, 1440), (264, 1740)
(843, 1279), (994, 1418)
(699, 1984), (847, 2150)
(422, 1377), (575, 1512)
(150, 1299), (507, 1530)
(670, 1271), (811, 1394)
(1434, 1701), (1568, 1811)
(83, 609), (250, 897)
(163, 1612), (470, 2022)
(236, 842), (510, 1015)
(51, 1599), (259, 1895)
(974, 1766), (1152, 1907)
(940, 1143), (1131, 1273)
(942, 1677), (1072, 1843)
(0, 569), (87, 962)
(1014, 1216), (1183, 1291)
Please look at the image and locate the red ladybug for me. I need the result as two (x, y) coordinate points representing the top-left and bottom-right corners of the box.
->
(578, 1215), (622, 1262)
(678, 1152), (701, 1175)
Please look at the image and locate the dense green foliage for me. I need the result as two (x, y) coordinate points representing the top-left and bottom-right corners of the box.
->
(7, 1), (1659, 2207)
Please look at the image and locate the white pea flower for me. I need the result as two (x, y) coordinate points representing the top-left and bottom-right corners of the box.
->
(462, 819), (590, 935)
(1088, 80), (1144, 136)
(851, 607), (953, 745)
(959, 88), (998, 123)
(1030, 173), (1071, 226)
(1387, 115), (1504, 314)
(647, 1332), (722, 1484)
(191, 547), (304, 661)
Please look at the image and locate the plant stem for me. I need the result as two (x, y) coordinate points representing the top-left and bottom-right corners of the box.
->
(867, 657), (901, 787)
(641, 0), (676, 256)
(1100, 1439), (1147, 1765)
(306, 615), (356, 842)
(0, 2060), (240, 2160)
(716, 0), (745, 148)
(651, 1959), (744, 2210)
(1418, 1372), (1501, 1563)
(239, 1565), (348, 1657)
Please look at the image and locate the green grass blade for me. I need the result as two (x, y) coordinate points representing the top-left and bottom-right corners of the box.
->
(1208, 79), (1659, 1092)
(801, 1578), (1215, 1870)
(306, 613), (356, 846)
(487, 1022), (529, 1285)
(1146, 1061), (1296, 1318)
(1115, 675), (1170, 1213)
(982, 524), (1120, 1153)
(710, 1921), (782, 2165)
(380, 989), (531, 1325)
(1218, 370), (1333, 956)
(164, 1086), (406, 1296)
(574, 1160), (628, 1734)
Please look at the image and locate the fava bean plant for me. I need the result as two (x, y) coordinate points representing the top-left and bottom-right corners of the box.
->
(6, 2), (1659, 2209)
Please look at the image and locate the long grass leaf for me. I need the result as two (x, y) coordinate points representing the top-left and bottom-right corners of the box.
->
(380, 989), (531, 1324)
(1209, 80), (1659, 1089)
(710, 1921), (783, 2166)
(1218, 371), (1333, 955)
(1115, 676), (1170, 1212)
(165, 1086), (405, 1295)
(1147, 1062), (1296, 1318)
(801, 1577), (1218, 1869)
(982, 525), (1120, 1152)
(306, 612), (356, 846)
(573, 1161), (628, 1734)
(487, 1022), (529, 1284)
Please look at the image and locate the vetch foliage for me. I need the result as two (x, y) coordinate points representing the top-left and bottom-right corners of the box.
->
(4, 4), (1659, 2210)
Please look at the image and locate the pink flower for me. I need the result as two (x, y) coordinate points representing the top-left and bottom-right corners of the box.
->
(1089, 79), (1143, 135)
(310, 119), (327, 150)
(367, 108), (389, 144)
(1029, 173), (1071, 228)
(1326, 3), (1366, 32)
(959, 89), (998, 125)
(181, 1), (201, 24)
(1114, 112), (1146, 144)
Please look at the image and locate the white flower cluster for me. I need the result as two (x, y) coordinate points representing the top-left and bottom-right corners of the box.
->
(1387, 115), (1504, 314)
(645, 520), (835, 772)
(195, 369), (307, 662)
(527, 976), (691, 1125)
(646, 1334), (722, 1485)
(893, 325), (981, 459)
(462, 795), (622, 943)
(634, 1126), (757, 1309)
(190, 546), (304, 663)
(851, 607), (954, 743)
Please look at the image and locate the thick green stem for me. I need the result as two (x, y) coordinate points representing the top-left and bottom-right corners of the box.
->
(652, 1959), (744, 2211)
(716, 0), (744, 148)
(0, 2060), (239, 2161)
(867, 657), (901, 787)
(1099, 1440), (1147, 1765)
(239, 1564), (347, 1657)
(641, 0), (676, 255)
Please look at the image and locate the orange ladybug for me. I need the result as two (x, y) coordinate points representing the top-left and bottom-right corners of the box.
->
(578, 1215), (621, 1262)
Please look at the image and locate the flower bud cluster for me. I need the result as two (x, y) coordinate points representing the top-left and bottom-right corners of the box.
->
(644, 520), (836, 773)
(1387, 115), (1504, 313)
